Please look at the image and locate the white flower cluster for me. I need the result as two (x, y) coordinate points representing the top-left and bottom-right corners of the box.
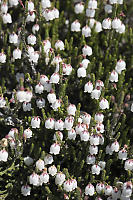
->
(0, 0), (132, 199)
(71, 0), (125, 36)
(85, 181), (133, 199)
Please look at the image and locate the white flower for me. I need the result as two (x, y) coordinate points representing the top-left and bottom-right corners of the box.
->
(36, 159), (45, 171)
(26, 12), (36, 22)
(67, 104), (76, 116)
(82, 113), (91, 125)
(24, 128), (32, 139)
(42, 9), (55, 21)
(23, 102), (31, 112)
(1, 3), (8, 14)
(50, 73), (60, 84)
(50, 143), (60, 155)
(55, 40), (64, 51)
(47, 92), (56, 104)
(53, 8), (59, 19)
(82, 45), (92, 56)
(105, 185), (113, 196)
(91, 164), (101, 175)
(71, 20), (81, 32)
(45, 118), (55, 129)
(9, 139), (16, 149)
(27, 46), (34, 55)
(44, 154), (53, 165)
(118, 149), (127, 160)
(122, 182), (132, 198)
(106, 145), (113, 155)
(95, 21), (102, 33)
(98, 161), (106, 170)
(75, 123), (84, 134)
(13, 48), (21, 59)
(40, 75), (49, 85)
(36, 98), (45, 109)
(31, 116), (41, 128)
(64, 116), (74, 130)
(115, 59), (126, 74)
(71, 179), (77, 190)
(99, 98), (109, 110)
(89, 145), (98, 155)
(41, 39), (51, 53)
(118, 0), (123, 4)
(116, 23), (125, 34)
(55, 172), (65, 185)
(63, 180), (73, 192)
(95, 80), (104, 90)
(28, 0), (34, 11)
(84, 81), (93, 93)
(91, 89), (101, 100)
(0, 52), (6, 63)
(99, 134), (104, 145)
(80, 130), (90, 141)
(109, 70), (118, 82)
(39, 172), (49, 185)
(35, 83), (44, 94)
(111, 141), (119, 152)
(21, 185), (31, 196)
(0, 97), (6, 108)
(74, 2), (84, 14)
(86, 155), (95, 164)
(63, 64), (73, 75)
(94, 113), (104, 123)
(112, 187), (121, 199)
(24, 156), (33, 166)
(77, 67), (86, 77)
(82, 25), (91, 37)
(32, 24), (39, 34)
(104, 4), (112, 13)
(41, 0), (51, 9)
(29, 173), (39, 186)
(0, 149), (8, 162)
(9, 0), (19, 6)
(53, 131), (63, 141)
(9, 32), (18, 44)
(55, 120), (64, 131)
(48, 165), (57, 176)
(85, 184), (95, 196)
(16, 90), (26, 102)
(88, 0), (97, 9)
(89, 18), (96, 28)
(124, 159), (133, 171)
(51, 99), (61, 111)
(96, 183), (105, 194)
(52, 55), (62, 66)
(90, 134), (100, 145)
(2, 13), (12, 24)
(112, 18), (121, 29)
(25, 91), (33, 102)
(68, 129), (76, 140)
(81, 59), (90, 69)
(95, 123), (104, 133)
(29, 51), (39, 63)
(86, 9), (95, 18)
(27, 34), (36, 45)
(102, 18), (111, 29)
(109, 0), (118, 4)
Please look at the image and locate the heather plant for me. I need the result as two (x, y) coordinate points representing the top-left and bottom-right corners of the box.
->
(0, 0), (133, 199)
